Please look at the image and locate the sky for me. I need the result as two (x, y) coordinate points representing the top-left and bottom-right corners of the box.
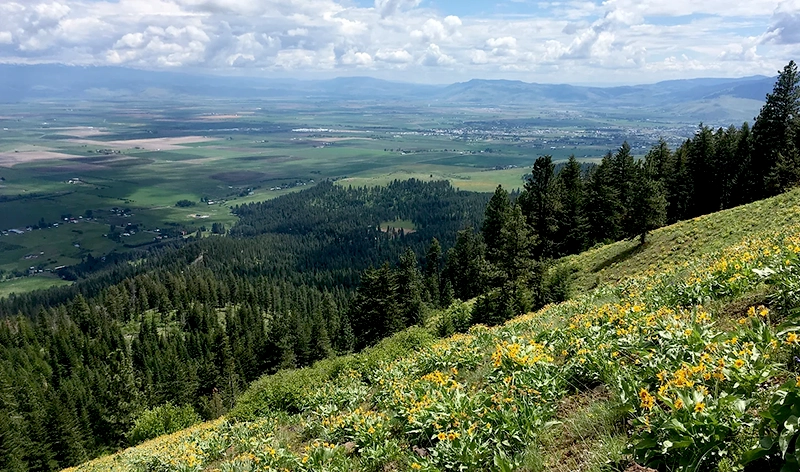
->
(0, 0), (798, 85)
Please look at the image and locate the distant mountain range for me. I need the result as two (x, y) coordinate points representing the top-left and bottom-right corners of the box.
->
(0, 64), (774, 124)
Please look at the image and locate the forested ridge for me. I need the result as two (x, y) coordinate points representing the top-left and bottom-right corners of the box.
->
(1, 61), (800, 471)
(0, 179), (491, 469)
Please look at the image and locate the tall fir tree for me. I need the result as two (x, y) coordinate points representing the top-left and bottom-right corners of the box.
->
(625, 162), (668, 244)
(555, 155), (586, 256)
(442, 228), (487, 301)
(482, 185), (512, 265)
(753, 60), (800, 196)
(519, 155), (560, 259)
(423, 238), (442, 307)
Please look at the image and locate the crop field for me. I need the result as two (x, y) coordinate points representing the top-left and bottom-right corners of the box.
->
(0, 97), (695, 296)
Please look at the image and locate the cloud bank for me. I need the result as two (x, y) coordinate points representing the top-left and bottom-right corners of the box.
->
(0, 0), (796, 84)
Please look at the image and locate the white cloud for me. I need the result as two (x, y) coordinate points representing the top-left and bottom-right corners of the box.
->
(486, 37), (516, 49)
(374, 0), (421, 18)
(419, 43), (454, 66)
(287, 28), (308, 37)
(0, 0), (792, 83)
(443, 16), (461, 28)
(340, 49), (373, 66)
(763, 0), (800, 44)
(375, 47), (412, 63)
(470, 49), (488, 64)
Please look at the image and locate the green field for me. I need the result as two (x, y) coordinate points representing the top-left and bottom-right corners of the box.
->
(0, 275), (72, 298)
(0, 98), (693, 294)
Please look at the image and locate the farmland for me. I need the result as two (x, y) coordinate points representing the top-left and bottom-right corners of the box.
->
(0, 97), (702, 295)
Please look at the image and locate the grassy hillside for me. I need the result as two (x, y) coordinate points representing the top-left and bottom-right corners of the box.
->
(566, 189), (800, 292)
(67, 189), (800, 472)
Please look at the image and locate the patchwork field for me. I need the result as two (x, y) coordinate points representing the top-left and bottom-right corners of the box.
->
(0, 98), (698, 296)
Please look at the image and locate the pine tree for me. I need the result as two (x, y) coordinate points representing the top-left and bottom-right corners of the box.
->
(643, 139), (672, 183)
(585, 154), (621, 243)
(665, 145), (691, 223)
(625, 162), (667, 244)
(519, 155), (560, 259)
(555, 155), (586, 256)
(396, 248), (425, 328)
(349, 263), (401, 349)
(753, 60), (800, 196)
(496, 204), (537, 284)
(424, 238), (442, 307)
(687, 125), (718, 215)
(482, 185), (512, 265)
(609, 142), (637, 219)
(442, 228), (487, 301)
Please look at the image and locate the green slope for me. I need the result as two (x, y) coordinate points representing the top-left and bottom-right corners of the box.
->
(68, 189), (800, 472)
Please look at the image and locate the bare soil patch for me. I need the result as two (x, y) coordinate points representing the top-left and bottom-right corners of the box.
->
(48, 127), (109, 138)
(68, 136), (217, 151)
(307, 137), (373, 142)
(0, 151), (81, 168)
(194, 113), (254, 121)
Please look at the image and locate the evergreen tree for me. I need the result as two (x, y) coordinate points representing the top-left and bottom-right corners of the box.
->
(625, 162), (668, 244)
(753, 60), (800, 196)
(687, 125), (719, 215)
(665, 145), (691, 223)
(643, 139), (672, 183)
(585, 153), (621, 243)
(555, 155), (586, 256)
(482, 185), (512, 265)
(731, 122), (755, 206)
(609, 142), (638, 220)
(396, 248), (425, 328)
(349, 263), (401, 349)
(519, 155), (560, 259)
(423, 238), (442, 307)
(495, 204), (537, 285)
(442, 228), (487, 301)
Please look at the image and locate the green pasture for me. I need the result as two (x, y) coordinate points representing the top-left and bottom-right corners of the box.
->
(0, 275), (71, 299)
(338, 165), (529, 192)
(0, 220), (117, 272)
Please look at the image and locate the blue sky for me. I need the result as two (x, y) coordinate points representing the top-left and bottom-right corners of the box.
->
(0, 0), (797, 84)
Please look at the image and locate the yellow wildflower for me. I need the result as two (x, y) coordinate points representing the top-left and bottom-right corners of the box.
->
(639, 388), (655, 409)
(694, 402), (706, 413)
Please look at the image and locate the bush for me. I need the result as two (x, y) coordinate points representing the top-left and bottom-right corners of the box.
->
(230, 327), (435, 421)
(472, 281), (533, 326)
(175, 199), (196, 208)
(543, 263), (575, 305)
(127, 403), (201, 445)
(435, 300), (474, 337)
